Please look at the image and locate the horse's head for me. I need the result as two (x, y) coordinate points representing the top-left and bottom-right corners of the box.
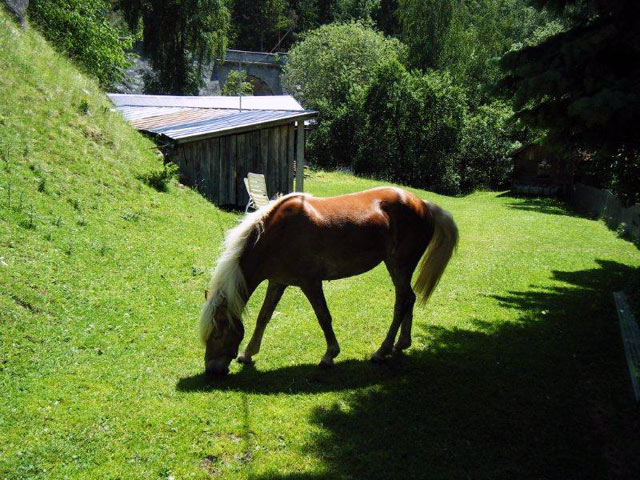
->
(203, 290), (244, 376)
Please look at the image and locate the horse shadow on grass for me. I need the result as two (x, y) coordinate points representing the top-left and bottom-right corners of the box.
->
(221, 259), (638, 480)
(176, 356), (414, 395)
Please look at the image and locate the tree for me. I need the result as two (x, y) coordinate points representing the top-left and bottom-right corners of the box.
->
(285, 0), (386, 49)
(332, 0), (381, 23)
(397, 0), (455, 71)
(374, 0), (399, 36)
(502, 1), (640, 153)
(354, 60), (467, 194)
(221, 70), (254, 95)
(501, 0), (640, 201)
(283, 22), (405, 111)
(397, 0), (556, 104)
(230, 0), (292, 51)
(310, 0), (380, 25)
(282, 22), (406, 166)
(118, 0), (229, 94)
(29, 0), (132, 87)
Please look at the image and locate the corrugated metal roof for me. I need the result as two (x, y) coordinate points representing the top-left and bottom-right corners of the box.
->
(149, 110), (316, 143)
(125, 108), (233, 130)
(117, 106), (189, 121)
(108, 93), (316, 143)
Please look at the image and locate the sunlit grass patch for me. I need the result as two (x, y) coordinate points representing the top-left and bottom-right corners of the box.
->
(2, 10), (640, 479)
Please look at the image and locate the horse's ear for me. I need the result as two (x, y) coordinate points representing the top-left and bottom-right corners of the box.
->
(204, 289), (211, 300)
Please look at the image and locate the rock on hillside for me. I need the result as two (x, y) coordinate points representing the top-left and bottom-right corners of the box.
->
(2, 0), (28, 25)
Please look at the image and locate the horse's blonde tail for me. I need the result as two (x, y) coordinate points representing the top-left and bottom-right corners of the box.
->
(413, 202), (459, 305)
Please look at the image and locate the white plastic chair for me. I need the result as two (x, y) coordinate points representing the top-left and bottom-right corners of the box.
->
(244, 172), (270, 213)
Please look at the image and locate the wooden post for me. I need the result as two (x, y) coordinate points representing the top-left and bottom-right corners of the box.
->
(287, 125), (295, 193)
(296, 121), (304, 192)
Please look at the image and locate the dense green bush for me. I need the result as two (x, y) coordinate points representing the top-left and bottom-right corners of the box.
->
(353, 60), (466, 194)
(308, 95), (365, 169)
(283, 22), (405, 110)
(282, 22), (406, 168)
(456, 101), (517, 193)
(283, 21), (532, 195)
(29, 0), (132, 87)
(606, 148), (640, 206)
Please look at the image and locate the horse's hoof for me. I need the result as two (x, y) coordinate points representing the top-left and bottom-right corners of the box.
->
(205, 366), (229, 377)
(392, 346), (409, 355)
(236, 354), (253, 365)
(370, 352), (386, 364)
(318, 358), (334, 369)
(393, 342), (411, 354)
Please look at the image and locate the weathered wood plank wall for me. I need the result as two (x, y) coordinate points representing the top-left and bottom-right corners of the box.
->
(169, 124), (296, 208)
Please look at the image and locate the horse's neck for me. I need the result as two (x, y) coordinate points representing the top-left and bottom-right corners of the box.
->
(239, 256), (262, 303)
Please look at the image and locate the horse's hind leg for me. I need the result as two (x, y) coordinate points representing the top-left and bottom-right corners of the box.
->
(372, 264), (416, 362)
(301, 281), (340, 368)
(237, 281), (285, 364)
(394, 293), (415, 352)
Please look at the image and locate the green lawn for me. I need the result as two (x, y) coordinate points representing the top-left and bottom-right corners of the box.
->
(2, 11), (640, 479)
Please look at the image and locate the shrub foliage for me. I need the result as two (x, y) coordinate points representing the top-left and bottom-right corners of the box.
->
(354, 61), (466, 194)
(28, 0), (132, 87)
(285, 24), (516, 195)
(283, 22), (406, 170)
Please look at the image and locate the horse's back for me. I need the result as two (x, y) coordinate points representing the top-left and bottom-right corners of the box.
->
(284, 187), (425, 219)
(249, 187), (431, 284)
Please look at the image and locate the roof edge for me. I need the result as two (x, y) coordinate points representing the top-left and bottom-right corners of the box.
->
(169, 111), (317, 144)
(106, 93), (305, 111)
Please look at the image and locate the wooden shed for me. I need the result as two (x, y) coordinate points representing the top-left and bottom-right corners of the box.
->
(108, 94), (316, 207)
(511, 143), (573, 196)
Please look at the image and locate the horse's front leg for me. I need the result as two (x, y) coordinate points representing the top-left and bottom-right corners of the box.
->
(237, 281), (285, 364)
(301, 281), (340, 368)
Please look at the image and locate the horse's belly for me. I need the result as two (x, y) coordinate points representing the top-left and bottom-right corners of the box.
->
(306, 230), (387, 281)
(259, 229), (387, 285)
(322, 254), (383, 280)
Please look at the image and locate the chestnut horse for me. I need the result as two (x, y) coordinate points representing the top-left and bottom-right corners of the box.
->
(200, 187), (458, 375)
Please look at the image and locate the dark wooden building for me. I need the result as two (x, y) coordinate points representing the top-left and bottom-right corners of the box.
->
(511, 143), (573, 195)
(108, 94), (316, 207)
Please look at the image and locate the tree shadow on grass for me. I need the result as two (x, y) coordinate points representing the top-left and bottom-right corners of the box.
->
(248, 259), (640, 480)
(497, 192), (581, 217)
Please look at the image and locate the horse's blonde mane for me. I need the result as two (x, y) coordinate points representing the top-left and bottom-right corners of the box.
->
(199, 192), (310, 344)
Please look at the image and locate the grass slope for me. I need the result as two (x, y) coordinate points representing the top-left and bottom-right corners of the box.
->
(2, 11), (640, 479)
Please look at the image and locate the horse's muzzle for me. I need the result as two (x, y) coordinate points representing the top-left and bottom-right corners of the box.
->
(205, 357), (231, 376)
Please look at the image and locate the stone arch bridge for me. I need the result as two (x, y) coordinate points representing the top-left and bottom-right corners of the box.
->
(204, 49), (287, 96)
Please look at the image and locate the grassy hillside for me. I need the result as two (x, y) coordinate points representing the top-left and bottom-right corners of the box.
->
(2, 10), (640, 479)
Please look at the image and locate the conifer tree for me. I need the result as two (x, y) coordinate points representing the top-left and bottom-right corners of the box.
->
(502, 0), (640, 155)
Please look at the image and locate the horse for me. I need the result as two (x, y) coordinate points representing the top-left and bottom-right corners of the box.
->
(199, 186), (458, 375)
